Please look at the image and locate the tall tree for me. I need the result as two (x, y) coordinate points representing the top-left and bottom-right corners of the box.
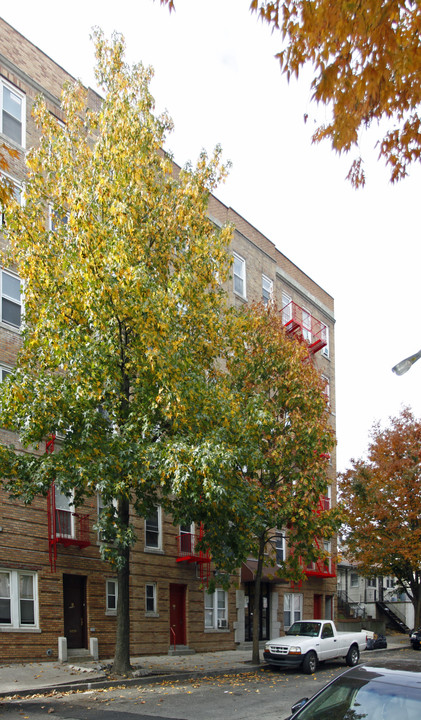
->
(0, 29), (232, 674)
(339, 407), (421, 627)
(162, 304), (339, 664)
(159, 0), (421, 186)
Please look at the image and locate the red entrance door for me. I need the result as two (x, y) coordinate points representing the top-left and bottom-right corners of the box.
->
(313, 594), (322, 619)
(170, 583), (186, 645)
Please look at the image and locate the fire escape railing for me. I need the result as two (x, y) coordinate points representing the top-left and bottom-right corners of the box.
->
(282, 301), (327, 355)
(46, 436), (90, 572)
(176, 527), (211, 586)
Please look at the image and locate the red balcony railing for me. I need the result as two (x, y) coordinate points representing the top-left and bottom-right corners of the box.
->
(282, 301), (327, 355)
(47, 483), (90, 572)
(176, 526), (211, 585)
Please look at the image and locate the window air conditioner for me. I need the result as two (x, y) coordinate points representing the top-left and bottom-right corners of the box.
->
(218, 618), (228, 629)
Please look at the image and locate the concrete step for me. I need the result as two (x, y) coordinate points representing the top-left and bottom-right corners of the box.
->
(66, 648), (95, 664)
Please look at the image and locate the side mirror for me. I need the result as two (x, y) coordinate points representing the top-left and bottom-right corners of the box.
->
(291, 698), (308, 715)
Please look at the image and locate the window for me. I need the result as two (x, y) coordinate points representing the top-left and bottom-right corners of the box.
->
(204, 589), (228, 630)
(1, 270), (22, 328)
(350, 573), (359, 587)
(0, 365), (11, 382)
(1, 178), (22, 226)
(1, 80), (25, 146)
(281, 292), (292, 324)
(283, 593), (302, 628)
(49, 205), (69, 232)
(302, 307), (312, 342)
(368, 577), (376, 588)
(233, 252), (246, 298)
(55, 486), (74, 538)
(0, 569), (38, 629)
(106, 578), (117, 615)
(97, 493), (117, 543)
(275, 530), (285, 565)
(145, 506), (162, 550)
(179, 522), (194, 553)
(321, 324), (329, 358)
(262, 275), (273, 305)
(145, 583), (157, 614)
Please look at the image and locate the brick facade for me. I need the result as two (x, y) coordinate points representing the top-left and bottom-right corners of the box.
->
(0, 17), (336, 664)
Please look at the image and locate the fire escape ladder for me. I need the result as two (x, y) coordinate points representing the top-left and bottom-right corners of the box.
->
(176, 525), (211, 587)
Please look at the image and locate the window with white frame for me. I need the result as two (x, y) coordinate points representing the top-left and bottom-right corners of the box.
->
(350, 573), (359, 587)
(49, 205), (69, 232)
(302, 307), (312, 342)
(145, 506), (162, 550)
(1, 178), (22, 226)
(97, 493), (118, 543)
(262, 275), (273, 306)
(275, 530), (285, 565)
(204, 589), (228, 630)
(321, 323), (329, 358)
(0, 569), (38, 628)
(106, 578), (118, 615)
(281, 291), (292, 324)
(1, 79), (25, 147)
(233, 252), (246, 298)
(0, 365), (11, 382)
(179, 522), (194, 553)
(283, 593), (302, 628)
(1, 270), (22, 328)
(54, 486), (74, 538)
(145, 583), (157, 614)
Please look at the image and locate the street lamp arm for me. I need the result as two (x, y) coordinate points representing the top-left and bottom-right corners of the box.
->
(392, 349), (421, 376)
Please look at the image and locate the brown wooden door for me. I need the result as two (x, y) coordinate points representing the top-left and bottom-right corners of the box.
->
(63, 574), (87, 649)
(169, 583), (186, 645)
(313, 593), (322, 619)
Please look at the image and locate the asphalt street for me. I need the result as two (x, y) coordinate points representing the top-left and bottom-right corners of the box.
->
(2, 646), (419, 720)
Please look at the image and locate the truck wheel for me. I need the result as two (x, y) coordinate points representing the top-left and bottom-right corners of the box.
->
(346, 644), (359, 667)
(302, 651), (317, 674)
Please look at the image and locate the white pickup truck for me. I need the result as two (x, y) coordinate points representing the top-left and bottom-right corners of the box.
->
(263, 619), (367, 674)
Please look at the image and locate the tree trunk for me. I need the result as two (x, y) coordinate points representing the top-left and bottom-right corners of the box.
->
(413, 583), (421, 629)
(252, 534), (266, 664)
(112, 496), (132, 675)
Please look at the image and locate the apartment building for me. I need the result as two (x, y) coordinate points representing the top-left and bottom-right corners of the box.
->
(0, 17), (336, 663)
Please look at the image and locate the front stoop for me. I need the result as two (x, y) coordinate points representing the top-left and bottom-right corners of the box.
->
(66, 648), (95, 663)
(168, 645), (196, 656)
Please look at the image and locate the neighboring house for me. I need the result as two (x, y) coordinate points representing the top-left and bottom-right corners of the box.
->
(0, 17), (337, 663)
(337, 560), (413, 632)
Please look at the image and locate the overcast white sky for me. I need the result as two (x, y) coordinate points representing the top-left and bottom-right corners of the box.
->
(2, 1), (421, 472)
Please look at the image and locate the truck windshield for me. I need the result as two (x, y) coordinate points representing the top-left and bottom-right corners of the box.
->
(286, 622), (321, 637)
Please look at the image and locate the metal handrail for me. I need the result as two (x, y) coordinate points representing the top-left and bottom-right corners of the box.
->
(170, 626), (176, 652)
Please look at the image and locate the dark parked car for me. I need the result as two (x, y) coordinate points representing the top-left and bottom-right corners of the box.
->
(284, 660), (421, 719)
(409, 628), (421, 650)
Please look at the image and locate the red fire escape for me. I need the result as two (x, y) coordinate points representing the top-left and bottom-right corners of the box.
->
(304, 494), (336, 579)
(46, 436), (90, 572)
(176, 525), (211, 586)
(282, 300), (327, 356)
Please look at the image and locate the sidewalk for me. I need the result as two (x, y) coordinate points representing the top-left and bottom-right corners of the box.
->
(0, 635), (411, 699)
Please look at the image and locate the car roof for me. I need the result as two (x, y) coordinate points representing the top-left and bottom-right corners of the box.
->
(342, 660), (421, 689)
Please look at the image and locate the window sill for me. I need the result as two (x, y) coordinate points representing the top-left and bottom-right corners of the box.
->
(145, 612), (159, 618)
(0, 626), (41, 633)
(0, 320), (21, 334)
(204, 628), (230, 633)
(105, 610), (117, 617)
(144, 547), (164, 554)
